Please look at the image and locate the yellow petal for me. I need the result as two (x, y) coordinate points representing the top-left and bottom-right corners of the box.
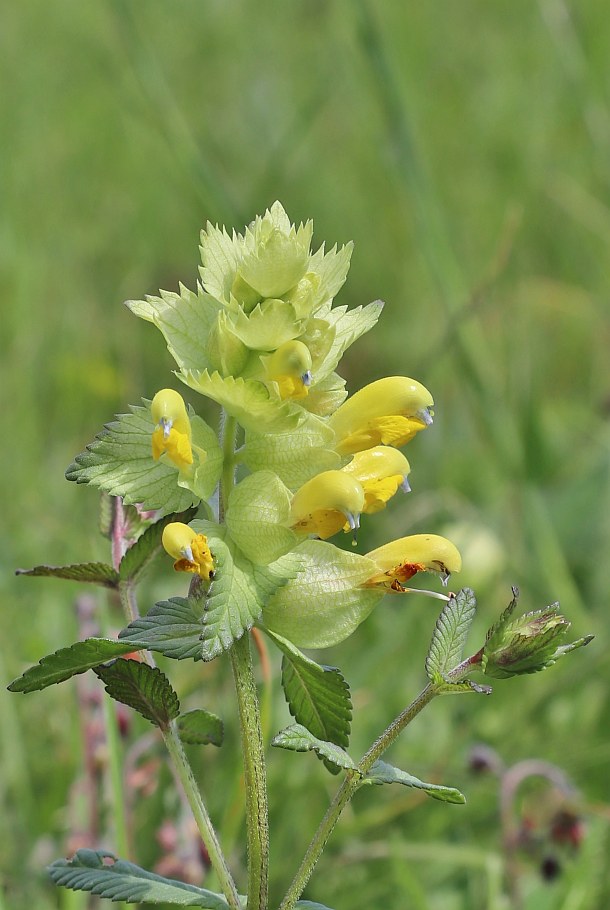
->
(161, 522), (214, 580)
(364, 534), (462, 589)
(151, 388), (191, 439)
(290, 470), (365, 537)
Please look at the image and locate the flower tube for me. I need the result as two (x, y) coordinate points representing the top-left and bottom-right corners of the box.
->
(329, 376), (434, 455)
(364, 534), (462, 592)
(289, 470), (365, 539)
(161, 522), (215, 581)
(341, 446), (411, 514)
(151, 389), (194, 469)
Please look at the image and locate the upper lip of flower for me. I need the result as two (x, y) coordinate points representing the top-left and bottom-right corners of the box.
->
(364, 534), (462, 590)
(289, 470), (365, 539)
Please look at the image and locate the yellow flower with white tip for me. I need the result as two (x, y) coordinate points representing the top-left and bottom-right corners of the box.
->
(364, 534), (462, 592)
(289, 470), (365, 539)
(329, 376), (434, 455)
(151, 389), (193, 470)
(341, 446), (411, 514)
(263, 339), (313, 400)
(161, 522), (214, 581)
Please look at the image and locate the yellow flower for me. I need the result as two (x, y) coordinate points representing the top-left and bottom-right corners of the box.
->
(161, 522), (214, 581)
(289, 470), (365, 539)
(151, 389), (194, 470)
(341, 446), (411, 514)
(364, 534), (462, 592)
(329, 376), (434, 455)
(263, 339), (313, 400)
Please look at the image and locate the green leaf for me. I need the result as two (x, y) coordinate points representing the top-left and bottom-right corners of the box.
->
(118, 597), (205, 661)
(48, 849), (236, 907)
(315, 300), (384, 380)
(426, 588), (477, 681)
(301, 371), (347, 418)
(15, 562), (119, 589)
(363, 760), (466, 805)
(8, 639), (137, 693)
(94, 660), (180, 729)
(65, 402), (199, 516)
(225, 471), (297, 564)
(243, 416), (340, 490)
(179, 370), (303, 434)
(308, 240), (353, 311)
(119, 508), (198, 584)
(262, 540), (383, 649)
(125, 284), (223, 374)
(266, 629), (352, 748)
(484, 585), (520, 653)
(230, 298), (302, 351)
(271, 724), (358, 773)
(199, 221), (245, 306)
(177, 709), (224, 746)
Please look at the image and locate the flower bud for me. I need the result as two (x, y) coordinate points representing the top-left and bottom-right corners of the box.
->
(161, 522), (214, 581)
(364, 534), (462, 590)
(151, 389), (193, 470)
(329, 376), (434, 455)
(341, 446), (411, 514)
(289, 470), (365, 539)
(264, 339), (313, 401)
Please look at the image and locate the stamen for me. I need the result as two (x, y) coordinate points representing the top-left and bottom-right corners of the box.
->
(401, 587), (451, 602)
(345, 511), (360, 531)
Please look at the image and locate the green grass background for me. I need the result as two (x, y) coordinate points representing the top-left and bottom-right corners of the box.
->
(2, 1), (609, 908)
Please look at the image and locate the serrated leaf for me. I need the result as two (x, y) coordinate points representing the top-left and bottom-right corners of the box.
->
(118, 597), (205, 661)
(243, 417), (340, 490)
(179, 370), (303, 434)
(271, 724), (358, 773)
(262, 540), (383, 649)
(119, 508), (198, 584)
(484, 586), (520, 651)
(230, 298), (302, 351)
(65, 402), (199, 516)
(15, 562), (119, 588)
(8, 639), (137, 693)
(266, 630), (351, 747)
(48, 849), (236, 907)
(94, 660), (180, 729)
(315, 301), (384, 381)
(301, 371), (348, 418)
(426, 588), (476, 681)
(199, 222), (246, 305)
(126, 284), (223, 374)
(225, 471), (297, 564)
(362, 760), (466, 805)
(177, 709), (224, 746)
(308, 241), (353, 311)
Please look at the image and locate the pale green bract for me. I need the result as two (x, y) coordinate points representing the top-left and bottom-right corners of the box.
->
(225, 471), (297, 565)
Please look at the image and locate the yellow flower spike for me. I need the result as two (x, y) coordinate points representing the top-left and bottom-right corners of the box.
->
(263, 339), (313, 400)
(161, 522), (214, 581)
(364, 534), (462, 593)
(151, 388), (194, 469)
(341, 446), (411, 514)
(329, 376), (434, 455)
(289, 470), (365, 539)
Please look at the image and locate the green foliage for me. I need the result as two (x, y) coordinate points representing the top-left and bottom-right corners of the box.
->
(225, 471), (297, 564)
(118, 597), (205, 661)
(8, 639), (137, 693)
(48, 849), (238, 907)
(243, 420), (340, 490)
(425, 588), (476, 681)
(177, 709), (224, 747)
(362, 760), (465, 805)
(271, 724), (358, 773)
(94, 659), (180, 729)
(15, 561), (119, 588)
(119, 508), (198, 584)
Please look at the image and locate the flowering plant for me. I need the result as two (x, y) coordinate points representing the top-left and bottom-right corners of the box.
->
(9, 203), (592, 910)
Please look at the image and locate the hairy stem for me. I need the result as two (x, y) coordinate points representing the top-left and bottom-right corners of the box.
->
(279, 683), (439, 910)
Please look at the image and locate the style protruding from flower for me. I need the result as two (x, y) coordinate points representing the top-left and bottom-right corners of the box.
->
(151, 389), (193, 470)
(329, 376), (434, 455)
(364, 534), (462, 591)
(289, 470), (365, 539)
(341, 446), (411, 514)
(263, 339), (313, 400)
(161, 522), (214, 581)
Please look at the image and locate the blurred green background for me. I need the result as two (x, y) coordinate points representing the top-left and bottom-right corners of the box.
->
(2, 1), (610, 908)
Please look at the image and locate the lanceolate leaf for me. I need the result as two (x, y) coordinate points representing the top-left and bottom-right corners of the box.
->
(118, 597), (205, 661)
(119, 508), (198, 584)
(426, 588), (476, 681)
(266, 630), (352, 748)
(15, 562), (119, 589)
(177, 709), (224, 747)
(94, 660), (180, 730)
(362, 760), (466, 805)
(271, 724), (358, 773)
(48, 849), (236, 907)
(8, 639), (136, 694)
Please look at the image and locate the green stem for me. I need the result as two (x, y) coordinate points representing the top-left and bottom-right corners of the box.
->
(162, 724), (242, 910)
(219, 414), (237, 522)
(278, 683), (439, 910)
(101, 691), (131, 860)
(229, 632), (269, 910)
